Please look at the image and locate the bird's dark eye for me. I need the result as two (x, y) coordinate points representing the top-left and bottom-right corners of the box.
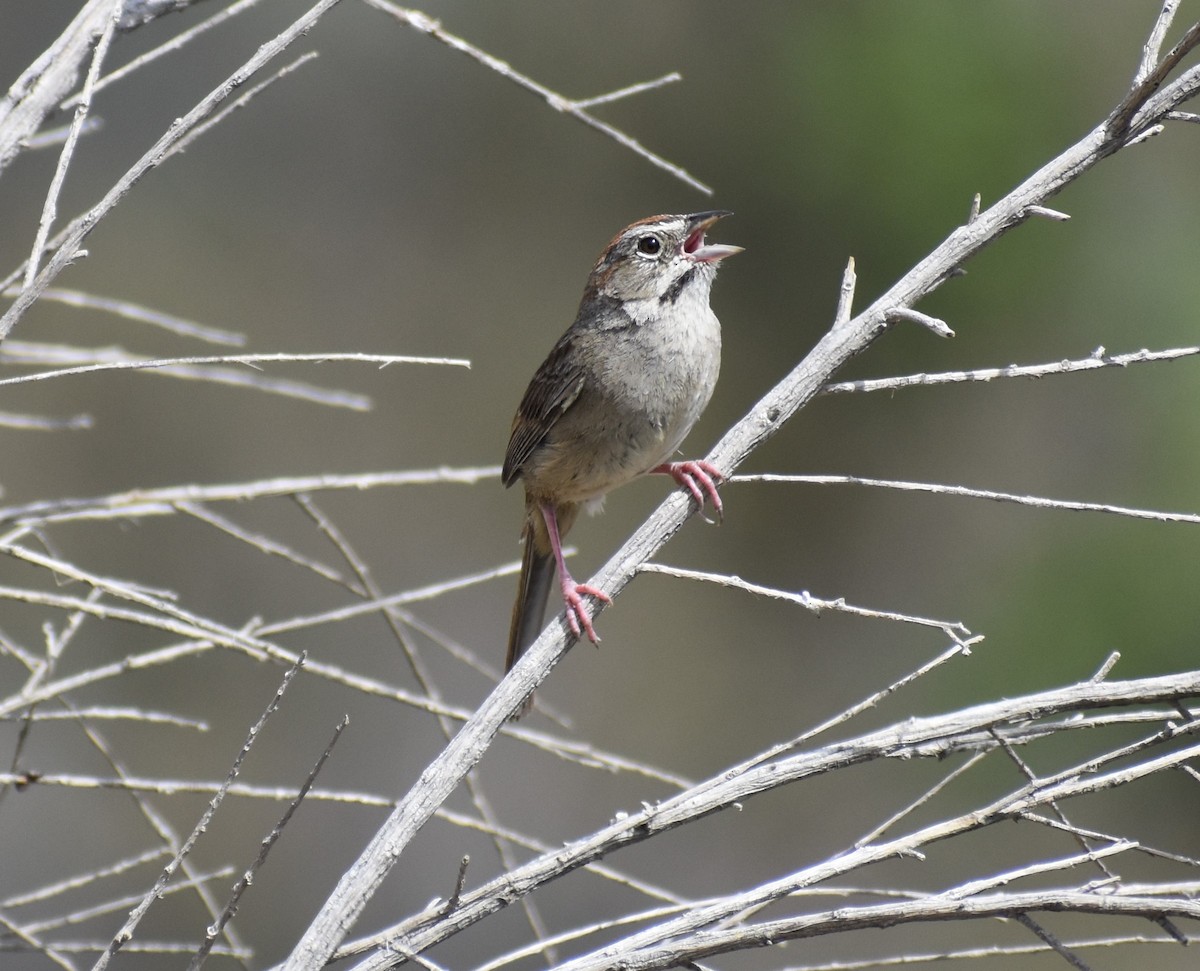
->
(636, 235), (662, 256)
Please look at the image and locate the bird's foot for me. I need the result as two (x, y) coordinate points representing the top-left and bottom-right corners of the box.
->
(654, 460), (724, 522)
(561, 578), (611, 644)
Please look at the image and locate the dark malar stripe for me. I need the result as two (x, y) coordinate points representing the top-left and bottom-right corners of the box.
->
(661, 267), (697, 305)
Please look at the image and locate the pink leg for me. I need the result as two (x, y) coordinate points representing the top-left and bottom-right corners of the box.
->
(540, 503), (611, 643)
(651, 460), (724, 520)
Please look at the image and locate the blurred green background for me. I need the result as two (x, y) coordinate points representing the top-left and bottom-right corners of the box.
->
(1, 2), (1198, 968)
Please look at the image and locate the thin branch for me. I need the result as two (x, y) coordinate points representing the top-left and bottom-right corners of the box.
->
(337, 673), (1200, 969)
(172, 51), (321, 155)
(736, 473), (1200, 526)
(256, 559), (521, 636)
(360, 1), (712, 194)
(0, 466), (500, 526)
(0, 0), (114, 176)
(853, 751), (989, 848)
(294, 495), (560, 950)
(50, 692), (249, 959)
(1135, 1), (1181, 87)
(2, 287), (246, 345)
(440, 857), (470, 917)
(60, 0), (272, 110)
(0, 583), (462, 719)
(0, 939), (250, 958)
(20, 867), (236, 936)
(0, 706), (207, 730)
(884, 307), (954, 338)
(22, 0), (122, 290)
(820, 343), (1200, 396)
(0, 848), (164, 909)
(832, 257), (856, 328)
(555, 892), (1200, 971)
(94, 657), (306, 970)
(177, 501), (366, 593)
(0, 410), (91, 431)
(0, 351), (469, 387)
(188, 713), (347, 970)
(639, 563), (973, 638)
(573, 73), (682, 109)
(0, 340), (381, 409)
(21, 117), (103, 150)
(1112, 17), (1200, 135)
(764, 935), (1200, 971)
(0, 0), (345, 341)
(1020, 812), (1200, 870)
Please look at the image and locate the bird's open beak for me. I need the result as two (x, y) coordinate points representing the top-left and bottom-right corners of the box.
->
(683, 210), (743, 263)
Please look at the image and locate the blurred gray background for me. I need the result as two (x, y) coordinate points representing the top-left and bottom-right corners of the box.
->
(1, 2), (1199, 968)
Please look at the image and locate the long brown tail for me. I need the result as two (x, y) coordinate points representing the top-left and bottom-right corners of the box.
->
(506, 515), (556, 673)
(506, 516), (554, 718)
(505, 502), (577, 717)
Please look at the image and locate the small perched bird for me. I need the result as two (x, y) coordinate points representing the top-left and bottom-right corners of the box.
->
(502, 210), (741, 691)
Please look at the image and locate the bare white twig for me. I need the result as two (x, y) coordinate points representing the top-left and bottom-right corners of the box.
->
(360, 1), (712, 194)
(0, 342), (467, 411)
(760, 935), (1200, 971)
(60, 0), (272, 110)
(0, 466), (501, 526)
(0, 351), (468, 387)
(1136, 1), (1181, 86)
(295, 494), (560, 950)
(188, 712), (347, 970)
(94, 657), (306, 969)
(21, 117), (103, 150)
(22, 0), (122, 291)
(1091, 651), (1123, 682)
(735, 473), (1200, 526)
(832, 257), (856, 328)
(177, 500), (366, 592)
(1, 848), (165, 908)
(0, 410), (91, 431)
(555, 892), (1200, 971)
(336, 672), (1200, 970)
(172, 51), (321, 155)
(791, 641), (981, 746)
(854, 751), (990, 848)
(0, 706), (207, 729)
(572, 73), (682, 109)
(884, 307), (954, 338)
(638, 563), (972, 637)
(821, 343), (1200, 396)
(19, 867), (236, 936)
(0, 0), (113, 176)
(0, 0), (345, 341)
(256, 560), (521, 635)
(1, 287), (244, 345)
(1025, 203), (1071, 220)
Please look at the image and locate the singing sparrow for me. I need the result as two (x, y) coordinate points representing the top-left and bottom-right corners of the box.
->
(502, 210), (741, 688)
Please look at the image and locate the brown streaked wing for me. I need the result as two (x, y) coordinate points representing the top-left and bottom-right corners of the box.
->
(502, 335), (587, 487)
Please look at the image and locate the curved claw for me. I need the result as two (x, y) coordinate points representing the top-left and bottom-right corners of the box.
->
(561, 580), (611, 644)
(654, 460), (725, 521)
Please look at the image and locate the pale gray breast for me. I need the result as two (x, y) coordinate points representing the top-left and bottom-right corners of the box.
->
(524, 277), (723, 506)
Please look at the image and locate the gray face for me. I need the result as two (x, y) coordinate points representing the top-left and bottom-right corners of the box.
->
(594, 215), (698, 303)
(587, 211), (739, 307)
